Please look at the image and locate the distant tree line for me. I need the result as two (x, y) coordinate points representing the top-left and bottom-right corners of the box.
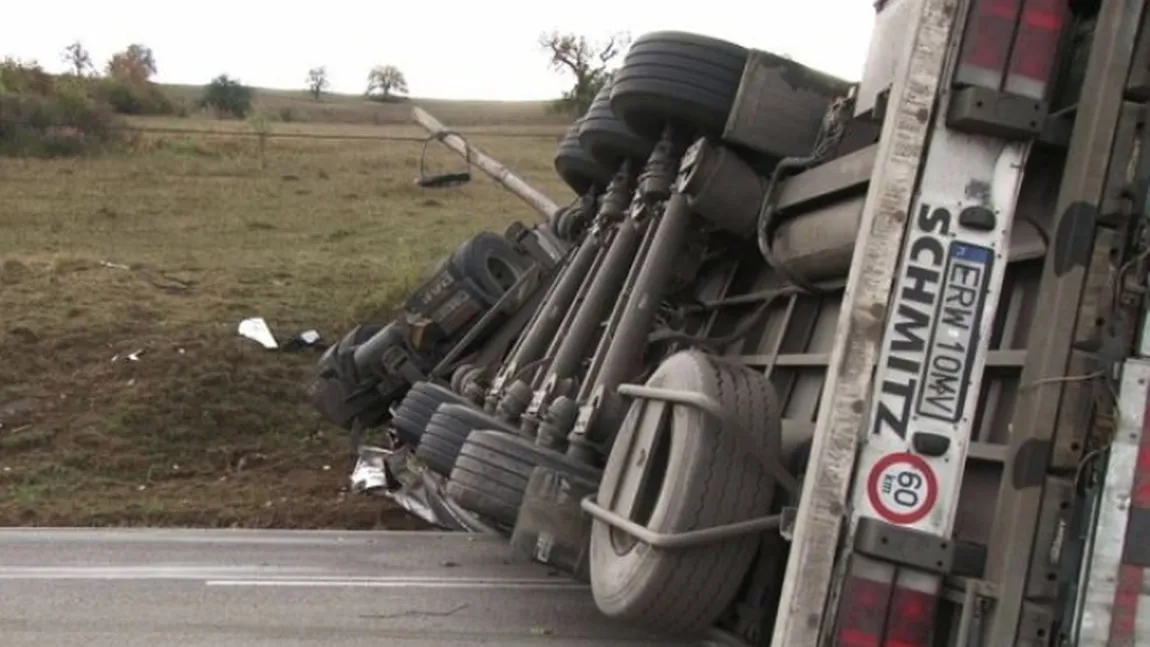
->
(299, 64), (409, 103)
(0, 30), (626, 157)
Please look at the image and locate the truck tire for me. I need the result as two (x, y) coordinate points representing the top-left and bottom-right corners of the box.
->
(452, 231), (532, 308)
(609, 32), (749, 140)
(578, 81), (656, 171)
(555, 124), (614, 196)
(391, 382), (472, 447)
(416, 404), (519, 476)
(446, 430), (601, 530)
(589, 350), (781, 635)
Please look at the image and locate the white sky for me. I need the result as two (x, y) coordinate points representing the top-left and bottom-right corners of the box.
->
(2, 0), (876, 100)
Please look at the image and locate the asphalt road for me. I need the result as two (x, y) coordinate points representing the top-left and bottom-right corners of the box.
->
(0, 528), (704, 647)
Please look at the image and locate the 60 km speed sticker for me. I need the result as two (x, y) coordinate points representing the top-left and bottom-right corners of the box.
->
(866, 452), (939, 525)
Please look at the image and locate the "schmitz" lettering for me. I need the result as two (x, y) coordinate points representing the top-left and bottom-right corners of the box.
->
(871, 204), (951, 440)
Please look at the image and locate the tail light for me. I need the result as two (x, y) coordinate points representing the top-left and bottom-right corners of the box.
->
(834, 560), (894, 647)
(833, 559), (939, 647)
(882, 571), (938, 647)
(953, 0), (1068, 101)
(954, 0), (1022, 90)
(1005, 0), (1070, 98)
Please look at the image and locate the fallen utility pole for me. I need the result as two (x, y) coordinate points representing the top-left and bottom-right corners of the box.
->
(412, 106), (561, 222)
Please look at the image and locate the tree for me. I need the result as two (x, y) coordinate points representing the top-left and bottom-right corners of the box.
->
(201, 74), (253, 118)
(106, 44), (157, 83)
(306, 66), (329, 101)
(539, 31), (628, 115)
(366, 64), (408, 101)
(61, 41), (94, 77)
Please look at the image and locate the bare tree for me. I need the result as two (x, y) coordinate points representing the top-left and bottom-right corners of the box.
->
(306, 66), (329, 101)
(366, 64), (408, 101)
(61, 41), (94, 77)
(539, 31), (629, 115)
(106, 44), (157, 83)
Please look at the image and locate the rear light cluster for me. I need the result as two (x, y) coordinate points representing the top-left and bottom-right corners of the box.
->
(834, 565), (938, 647)
(836, 571), (891, 647)
(954, 0), (1070, 100)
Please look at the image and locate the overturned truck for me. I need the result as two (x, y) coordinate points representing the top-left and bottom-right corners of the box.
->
(307, 0), (1150, 643)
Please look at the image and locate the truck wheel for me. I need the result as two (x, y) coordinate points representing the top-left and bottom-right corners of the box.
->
(609, 31), (749, 140)
(589, 350), (781, 635)
(555, 124), (614, 196)
(446, 430), (601, 530)
(452, 232), (532, 308)
(391, 382), (472, 447)
(416, 404), (519, 476)
(578, 81), (656, 171)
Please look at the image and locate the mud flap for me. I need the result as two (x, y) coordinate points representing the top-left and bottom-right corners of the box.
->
(510, 465), (598, 582)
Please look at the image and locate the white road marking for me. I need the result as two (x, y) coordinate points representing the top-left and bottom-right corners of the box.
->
(0, 566), (303, 580)
(206, 577), (586, 590)
(0, 566), (586, 590)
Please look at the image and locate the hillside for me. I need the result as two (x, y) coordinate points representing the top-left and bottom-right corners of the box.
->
(159, 83), (573, 127)
(0, 99), (575, 528)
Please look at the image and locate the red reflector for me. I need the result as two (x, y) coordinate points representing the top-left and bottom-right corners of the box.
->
(883, 585), (937, 647)
(835, 575), (893, 647)
(1005, 0), (1069, 99)
(955, 0), (1023, 90)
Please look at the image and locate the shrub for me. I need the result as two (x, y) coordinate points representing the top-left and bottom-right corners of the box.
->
(200, 74), (253, 119)
(0, 58), (55, 95)
(0, 59), (123, 157)
(0, 89), (118, 157)
(95, 76), (174, 115)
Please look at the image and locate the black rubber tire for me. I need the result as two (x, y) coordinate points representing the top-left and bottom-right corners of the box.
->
(589, 350), (782, 635)
(450, 363), (475, 394)
(609, 31), (749, 140)
(416, 404), (519, 476)
(446, 430), (601, 530)
(555, 123), (614, 196)
(391, 382), (472, 447)
(452, 231), (531, 307)
(578, 81), (655, 171)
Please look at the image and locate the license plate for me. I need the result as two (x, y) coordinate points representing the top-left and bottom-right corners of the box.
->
(916, 241), (993, 422)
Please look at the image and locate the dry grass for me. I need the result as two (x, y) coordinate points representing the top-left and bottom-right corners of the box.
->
(161, 83), (571, 127)
(0, 115), (578, 527)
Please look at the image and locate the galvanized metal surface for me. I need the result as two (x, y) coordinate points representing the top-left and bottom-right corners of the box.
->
(1076, 359), (1150, 646)
(768, 0), (962, 642)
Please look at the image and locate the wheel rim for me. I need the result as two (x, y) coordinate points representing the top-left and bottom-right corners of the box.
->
(608, 399), (673, 555)
(485, 254), (518, 293)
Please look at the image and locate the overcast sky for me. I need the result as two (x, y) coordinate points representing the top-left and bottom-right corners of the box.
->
(2, 0), (877, 100)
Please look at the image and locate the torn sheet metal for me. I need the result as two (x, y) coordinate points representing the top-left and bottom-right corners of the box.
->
(351, 443), (497, 535)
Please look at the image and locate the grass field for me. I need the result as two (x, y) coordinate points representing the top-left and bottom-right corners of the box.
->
(0, 104), (575, 527)
(162, 83), (569, 127)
